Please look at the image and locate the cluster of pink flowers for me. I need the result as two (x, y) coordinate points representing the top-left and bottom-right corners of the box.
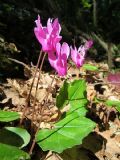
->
(34, 15), (93, 76)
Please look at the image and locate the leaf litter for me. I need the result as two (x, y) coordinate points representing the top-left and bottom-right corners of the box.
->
(0, 60), (120, 160)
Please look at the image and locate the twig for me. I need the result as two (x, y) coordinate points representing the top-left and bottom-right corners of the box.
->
(8, 58), (31, 71)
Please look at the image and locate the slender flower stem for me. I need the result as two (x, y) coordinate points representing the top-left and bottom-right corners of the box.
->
(29, 137), (36, 155)
(77, 68), (80, 79)
(31, 53), (47, 125)
(68, 63), (72, 71)
(29, 106), (44, 155)
(29, 72), (56, 155)
(44, 73), (56, 105)
(20, 50), (42, 125)
(27, 50), (43, 105)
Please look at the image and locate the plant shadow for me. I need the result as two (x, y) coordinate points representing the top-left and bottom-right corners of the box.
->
(60, 131), (107, 160)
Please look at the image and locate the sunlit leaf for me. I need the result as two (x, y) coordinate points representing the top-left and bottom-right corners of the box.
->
(105, 100), (120, 112)
(83, 64), (98, 71)
(67, 99), (88, 116)
(68, 80), (86, 100)
(0, 111), (20, 122)
(44, 79), (95, 153)
(56, 80), (86, 108)
(36, 113), (95, 153)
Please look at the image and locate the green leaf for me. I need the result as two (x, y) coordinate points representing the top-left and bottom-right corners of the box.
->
(116, 106), (120, 112)
(0, 143), (30, 160)
(105, 100), (120, 106)
(5, 127), (30, 148)
(0, 128), (23, 148)
(68, 80), (86, 100)
(48, 79), (95, 153)
(56, 80), (86, 108)
(94, 98), (120, 113)
(105, 100), (120, 112)
(0, 111), (20, 122)
(68, 99), (88, 116)
(36, 113), (95, 153)
(83, 64), (98, 71)
(56, 81), (68, 108)
(82, 0), (92, 8)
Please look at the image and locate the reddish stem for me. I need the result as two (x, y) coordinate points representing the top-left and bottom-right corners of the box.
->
(20, 50), (42, 125)
(31, 53), (47, 124)
(29, 73), (56, 155)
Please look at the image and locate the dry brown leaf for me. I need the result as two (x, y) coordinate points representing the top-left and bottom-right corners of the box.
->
(45, 151), (63, 160)
(96, 125), (120, 160)
(87, 84), (97, 101)
(3, 87), (25, 106)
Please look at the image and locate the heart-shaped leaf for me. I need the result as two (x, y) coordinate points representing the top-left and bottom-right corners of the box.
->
(0, 143), (30, 160)
(41, 79), (95, 153)
(36, 113), (95, 153)
(0, 111), (20, 122)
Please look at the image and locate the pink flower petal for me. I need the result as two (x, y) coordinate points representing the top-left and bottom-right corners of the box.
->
(48, 42), (69, 76)
(52, 18), (61, 35)
(47, 18), (53, 34)
(34, 15), (62, 53)
(71, 46), (77, 65)
(85, 40), (93, 49)
(35, 15), (41, 28)
(61, 42), (70, 58)
(70, 40), (93, 68)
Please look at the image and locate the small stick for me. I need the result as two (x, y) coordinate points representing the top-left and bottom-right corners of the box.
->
(8, 58), (31, 71)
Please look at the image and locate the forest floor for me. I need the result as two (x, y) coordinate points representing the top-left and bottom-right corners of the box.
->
(0, 59), (120, 160)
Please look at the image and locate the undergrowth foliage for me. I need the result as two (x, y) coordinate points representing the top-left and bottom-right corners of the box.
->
(0, 15), (96, 159)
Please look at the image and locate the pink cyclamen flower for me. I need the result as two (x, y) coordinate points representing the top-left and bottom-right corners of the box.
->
(34, 15), (62, 52)
(71, 40), (93, 67)
(48, 42), (70, 76)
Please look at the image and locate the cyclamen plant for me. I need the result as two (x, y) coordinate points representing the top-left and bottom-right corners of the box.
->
(32, 15), (95, 153)
(0, 15), (95, 160)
